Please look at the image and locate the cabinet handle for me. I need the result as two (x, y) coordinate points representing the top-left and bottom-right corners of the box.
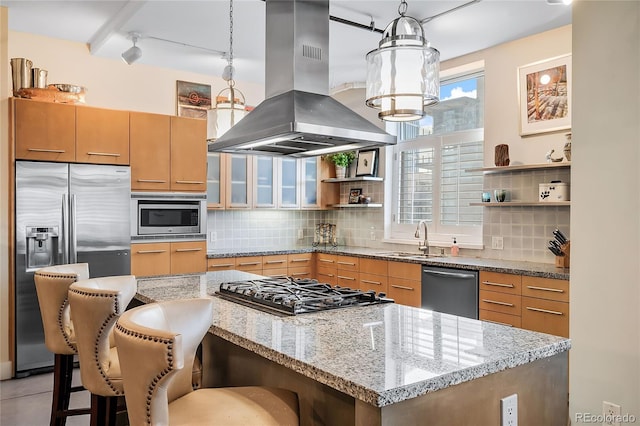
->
(291, 272), (310, 276)
(175, 248), (202, 252)
(482, 281), (514, 288)
(482, 319), (513, 327)
(265, 260), (286, 264)
(337, 275), (355, 281)
(87, 151), (121, 157)
(267, 274), (288, 278)
(175, 180), (205, 184)
(482, 299), (514, 307)
(28, 148), (65, 153)
(137, 249), (167, 254)
(361, 279), (381, 286)
(391, 285), (414, 291)
(526, 285), (564, 293)
(525, 307), (564, 316)
(319, 259), (335, 263)
(137, 179), (167, 183)
(290, 258), (309, 263)
(337, 261), (356, 266)
(238, 261), (261, 266)
(209, 263), (234, 268)
(318, 273), (334, 278)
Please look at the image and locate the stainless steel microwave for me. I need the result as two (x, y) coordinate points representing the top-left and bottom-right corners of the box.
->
(131, 193), (206, 240)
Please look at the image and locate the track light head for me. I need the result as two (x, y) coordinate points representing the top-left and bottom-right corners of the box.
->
(122, 32), (142, 65)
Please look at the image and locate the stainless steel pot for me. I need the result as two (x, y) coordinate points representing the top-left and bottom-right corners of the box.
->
(10, 58), (32, 93)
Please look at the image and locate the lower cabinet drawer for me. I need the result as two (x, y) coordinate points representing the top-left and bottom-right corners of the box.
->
(387, 277), (421, 308)
(316, 266), (337, 286)
(262, 267), (288, 278)
(479, 309), (521, 328)
(479, 290), (521, 316)
(521, 297), (569, 338)
(234, 256), (262, 272)
(207, 258), (236, 271)
(358, 272), (388, 293)
(131, 243), (170, 277)
(170, 241), (206, 275)
(288, 267), (312, 279)
(336, 272), (358, 289)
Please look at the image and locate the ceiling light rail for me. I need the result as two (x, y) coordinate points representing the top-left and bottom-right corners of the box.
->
(145, 35), (226, 56)
(420, 0), (482, 24)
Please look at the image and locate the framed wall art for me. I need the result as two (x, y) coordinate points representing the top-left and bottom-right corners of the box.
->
(348, 188), (362, 204)
(355, 149), (379, 177)
(176, 80), (211, 119)
(518, 54), (572, 136)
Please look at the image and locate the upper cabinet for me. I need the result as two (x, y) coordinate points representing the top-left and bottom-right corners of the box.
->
(130, 112), (171, 191)
(206, 152), (226, 209)
(170, 116), (207, 192)
(226, 154), (253, 208)
(13, 98), (129, 166)
(13, 98), (76, 162)
(130, 114), (207, 192)
(76, 106), (129, 164)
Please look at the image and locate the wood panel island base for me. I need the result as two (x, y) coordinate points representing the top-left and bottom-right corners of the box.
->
(135, 271), (570, 426)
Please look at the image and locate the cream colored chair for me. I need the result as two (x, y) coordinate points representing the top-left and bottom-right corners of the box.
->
(68, 275), (137, 426)
(114, 298), (300, 426)
(34, 263), (92, 426)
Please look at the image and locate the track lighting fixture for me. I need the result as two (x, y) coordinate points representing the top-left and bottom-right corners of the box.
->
(122, 32), (142, 65)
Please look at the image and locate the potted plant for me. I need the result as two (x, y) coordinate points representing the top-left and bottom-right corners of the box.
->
(324, 151), (356, 179)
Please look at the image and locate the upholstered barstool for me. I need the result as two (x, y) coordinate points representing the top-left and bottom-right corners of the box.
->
(34, 263), (92, 426)
(114, 298), (300, 426)
(67, 275), (137, 426)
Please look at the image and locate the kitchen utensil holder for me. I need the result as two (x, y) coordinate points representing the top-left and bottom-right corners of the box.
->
(555, 241), (570, 268)
(312, 223), (337, 248)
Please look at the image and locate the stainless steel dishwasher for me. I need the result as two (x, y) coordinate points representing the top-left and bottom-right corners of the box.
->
(421, 266), (479, 319)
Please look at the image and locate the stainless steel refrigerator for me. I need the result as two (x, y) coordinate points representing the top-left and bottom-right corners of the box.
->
(15, 161), (131, 376)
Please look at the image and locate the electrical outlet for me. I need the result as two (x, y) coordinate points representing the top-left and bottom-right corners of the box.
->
(297, 229), (304, 240)
(492, 236), (504, 250)
(501, 394), (518, 426)
(209, 231), (217, 242)
(603, 401), (621, 426)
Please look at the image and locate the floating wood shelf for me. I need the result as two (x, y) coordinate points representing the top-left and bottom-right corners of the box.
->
(466, 162), (570, 174)
(322, 176), (383, 183)
(331, 203), (383, 208)
(470, 202), (570, 207)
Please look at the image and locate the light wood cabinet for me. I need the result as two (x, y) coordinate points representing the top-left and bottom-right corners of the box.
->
(130, 112), (171, 191)
(521, 276), (569, 337)
(170, 116), (207, 192)
(76, 106), (129, 164)
(387, 261), (421, 307)
(479, 271), (522, 328)
(316, 253), (337, 286)
(226, 154), (253, 208)
(13, 98), (76, 162)
(206, 152), (227, 209)
(207, 257), (236, 272)
(358, 258), (388, 293)
(132, 241), (206, 277)
(336, 255), (359, 288)
(287, 253), (313, 279)
(262, 254), (289, 278)
(234, 256), (263, 272)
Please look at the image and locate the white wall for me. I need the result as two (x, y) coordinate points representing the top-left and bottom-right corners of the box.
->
(6, 31), (265, 114)
(570, 1), (640, 421)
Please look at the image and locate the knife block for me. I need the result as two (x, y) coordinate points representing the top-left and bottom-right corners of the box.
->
(555, 241), (570, 268)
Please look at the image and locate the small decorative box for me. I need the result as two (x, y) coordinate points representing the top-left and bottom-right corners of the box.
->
(539, 182), (570, 202)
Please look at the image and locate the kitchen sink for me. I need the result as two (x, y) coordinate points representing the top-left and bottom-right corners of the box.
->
(374, 251), (446, 259)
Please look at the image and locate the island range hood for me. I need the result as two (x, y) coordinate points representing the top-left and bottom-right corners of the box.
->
(208, 0), (396, 157)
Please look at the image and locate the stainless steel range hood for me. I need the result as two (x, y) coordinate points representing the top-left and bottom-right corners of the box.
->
(208, 0), (396, 157)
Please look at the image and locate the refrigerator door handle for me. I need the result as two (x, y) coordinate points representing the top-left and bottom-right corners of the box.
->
(61, 194), (69, 264)
(70, 194), (77, 263)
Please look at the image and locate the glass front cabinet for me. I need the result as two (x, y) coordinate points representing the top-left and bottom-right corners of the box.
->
(206, 152), (226, 209)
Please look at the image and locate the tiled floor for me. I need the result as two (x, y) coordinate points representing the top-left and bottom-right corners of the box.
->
(0, 369), (91, 426)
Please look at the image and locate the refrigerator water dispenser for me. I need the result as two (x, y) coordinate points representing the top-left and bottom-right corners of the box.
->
(26, 226), (59, 270)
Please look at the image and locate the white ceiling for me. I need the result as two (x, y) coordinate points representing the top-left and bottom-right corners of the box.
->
(4, 0), (572, 90)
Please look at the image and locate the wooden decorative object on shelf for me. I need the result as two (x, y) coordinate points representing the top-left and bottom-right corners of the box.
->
(15, 86), (86, 104)
(495, 144), (510, 166)
(555, 241), (570, 268)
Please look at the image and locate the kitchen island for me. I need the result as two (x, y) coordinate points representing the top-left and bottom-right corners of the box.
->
(135, 271), (570, 426)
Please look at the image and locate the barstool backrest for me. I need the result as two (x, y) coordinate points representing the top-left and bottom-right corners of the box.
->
(34, 263), (89, 355)
(68, 275), (137, 396)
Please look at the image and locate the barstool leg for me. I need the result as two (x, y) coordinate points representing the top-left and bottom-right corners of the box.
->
(90, 395), (119, 426)
(50, 353), (74, 426)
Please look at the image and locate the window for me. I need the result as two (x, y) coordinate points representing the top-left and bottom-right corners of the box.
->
(387, 70), (484, 247)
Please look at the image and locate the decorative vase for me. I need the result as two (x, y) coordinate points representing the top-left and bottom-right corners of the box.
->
(495, 144), (510, 166)
(335, 165), (346, 179)
(563, 133), (572, 161)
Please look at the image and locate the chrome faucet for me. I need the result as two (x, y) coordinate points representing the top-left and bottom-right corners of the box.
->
(414, 220), (429, 255)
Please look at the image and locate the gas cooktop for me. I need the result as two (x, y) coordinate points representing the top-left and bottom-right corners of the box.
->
(216, 276), (394, 316)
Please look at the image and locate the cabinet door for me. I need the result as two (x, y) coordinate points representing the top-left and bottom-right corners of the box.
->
(479, 290), (521, 316)
(287, 253), (313, 278)
(387, 277), (421, 307)
(170, 241), (206, 274)
(14, 98), (76, 162)
(336, 255), (359, 272)
(235, 256), (263, 272)
(254, 156), (276, 208)
(521, 297), (569, 338)
(207, 257), (236, 272)
(130, 112), (171, 191)
(301, 157), (320, 209)
(76, 106), (130, 164)
(479, 271), (522, 295)
(359, 272), (388, 293)
(263, 254), (288, 278)
(131, 242), (171, 277)
(226, 154), (252, 208)
(170, 116), (207, 192)
(207, 153), (227, 209)
(521, 276), (569, 302)
(278, 158), (299, 208)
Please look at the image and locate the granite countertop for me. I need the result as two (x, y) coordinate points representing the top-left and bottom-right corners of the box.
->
(207, 246), (570, 280)
(135, 271), (571, 408)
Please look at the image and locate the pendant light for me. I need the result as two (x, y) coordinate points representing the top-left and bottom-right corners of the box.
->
(208, 0), (246, 141)
(365, 0), (440, 122)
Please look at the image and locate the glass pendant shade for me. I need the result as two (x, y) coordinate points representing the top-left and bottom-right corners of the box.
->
(207, 86), (247, 140)
(365, 14), (440, 122)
